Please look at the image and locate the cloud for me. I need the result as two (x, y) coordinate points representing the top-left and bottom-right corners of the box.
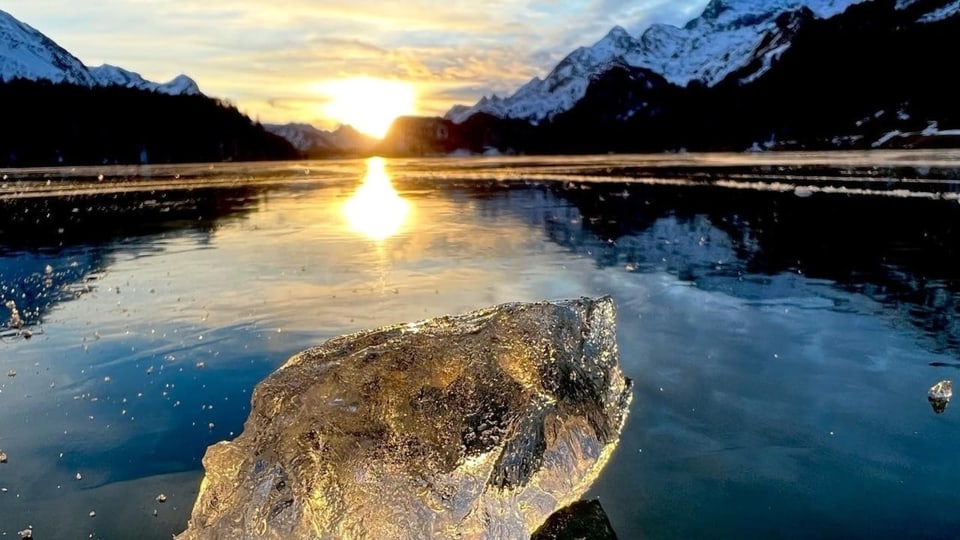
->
(3, 1), (710, 125)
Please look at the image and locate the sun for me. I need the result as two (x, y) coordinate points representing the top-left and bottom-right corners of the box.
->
(316, 77), (416, 139)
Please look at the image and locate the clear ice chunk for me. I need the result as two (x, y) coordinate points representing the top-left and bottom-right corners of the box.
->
(177, 296), (632, 539)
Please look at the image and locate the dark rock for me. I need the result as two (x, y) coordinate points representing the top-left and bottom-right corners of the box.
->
(531, 499), (619, 540)
(178, 297), (632, 539)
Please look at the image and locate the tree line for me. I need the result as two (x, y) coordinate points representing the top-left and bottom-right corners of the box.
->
(0, 79), (298, 167)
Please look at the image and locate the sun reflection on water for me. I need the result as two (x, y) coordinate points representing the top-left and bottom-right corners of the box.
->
(342, 157), (410, 241)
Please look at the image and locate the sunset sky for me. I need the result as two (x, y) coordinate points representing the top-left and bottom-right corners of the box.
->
(5, 1), (708, 135)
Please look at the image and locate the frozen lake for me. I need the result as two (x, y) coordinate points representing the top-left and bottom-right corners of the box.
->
(1, 152), (959, 538)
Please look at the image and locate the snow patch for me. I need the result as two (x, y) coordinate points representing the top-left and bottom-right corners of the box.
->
(918, 0), (960, 22)
(872, 122), (960, 148)
(872, 130), (903, 147)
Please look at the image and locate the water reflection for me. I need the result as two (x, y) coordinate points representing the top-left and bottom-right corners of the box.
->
(342, 157), (410, 241)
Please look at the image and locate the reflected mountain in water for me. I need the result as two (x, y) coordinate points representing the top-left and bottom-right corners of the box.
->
(479, 181), (960, 355)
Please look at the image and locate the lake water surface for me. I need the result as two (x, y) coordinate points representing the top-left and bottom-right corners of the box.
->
(1, 153), (959, 538)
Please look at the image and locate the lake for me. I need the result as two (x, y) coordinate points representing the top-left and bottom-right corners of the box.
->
(1, 152), (959, 539)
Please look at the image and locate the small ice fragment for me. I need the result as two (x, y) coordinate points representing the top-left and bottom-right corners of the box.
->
(156, 493), (167, 503)
(928, 380), (953, 414)
(208, 423), (215, 430)
(5, 300), (23, 329)
(6, 370), (15, 378)
(18, 528), (32, 539)
(0, 451), (7, 463)
(929, 380), (953, 399)
(76, 472), (82, 480)
(89, 510), (96, 517)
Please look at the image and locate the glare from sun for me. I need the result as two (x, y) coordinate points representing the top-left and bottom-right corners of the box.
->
(317, 78), (416, 139)
(343, 157), (410, 241)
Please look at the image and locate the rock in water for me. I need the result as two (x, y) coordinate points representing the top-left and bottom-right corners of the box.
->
(928, 379), (953, 414)
(531, 499), (619, 540)
(178, 297), (632, 539)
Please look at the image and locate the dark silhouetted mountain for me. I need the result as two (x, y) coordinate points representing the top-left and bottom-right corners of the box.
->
(265, 123), (378, 157)
(0, 80), (298, 166)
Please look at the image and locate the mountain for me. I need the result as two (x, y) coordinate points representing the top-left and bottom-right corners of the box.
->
(0, 9), (199, 95)
(0, 79), (298, 166)
(264, 123), (377, 157)
(0, 10), (295, 166)
(541, 0), (960, 152)
(397, 0), (960, 154)
(446, 0), (867, 124)
(88, 65), (201, 95)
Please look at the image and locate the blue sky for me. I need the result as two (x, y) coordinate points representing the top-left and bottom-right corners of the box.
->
(4, 1), (708, 129)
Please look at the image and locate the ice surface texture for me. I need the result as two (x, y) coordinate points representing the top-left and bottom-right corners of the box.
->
(178, 296), (632, 539)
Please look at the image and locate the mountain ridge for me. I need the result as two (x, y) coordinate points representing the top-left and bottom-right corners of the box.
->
(264, 123), (377, 157)
(383, 0), (960, 155)
(444, 0), (958, 125)
(0, 10), (295, 166)
(0, 9), (200, 95)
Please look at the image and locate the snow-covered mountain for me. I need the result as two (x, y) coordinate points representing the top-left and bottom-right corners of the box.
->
(265, 123), (377, 155)
(88, 65), (201, 95)
(446, 0), (903, 124)
(386, 0), (960, 154)
(0, 9), (200, 95)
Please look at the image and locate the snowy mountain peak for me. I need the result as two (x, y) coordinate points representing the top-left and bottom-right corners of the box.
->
(446, 0), (868, 124)
(600, 25), (635, 46)
(0, 9), (95, 85)
(0, 10), (199, 95)
(698, 0), (857, 23)
(161, 74), (201, 96)
(587, 25), (641, 62)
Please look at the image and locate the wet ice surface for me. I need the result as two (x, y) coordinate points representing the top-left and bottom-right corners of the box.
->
(0, 152), (959, 538)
